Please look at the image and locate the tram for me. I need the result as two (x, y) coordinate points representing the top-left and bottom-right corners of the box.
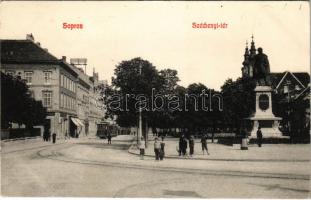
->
(96, 122), (118, 139)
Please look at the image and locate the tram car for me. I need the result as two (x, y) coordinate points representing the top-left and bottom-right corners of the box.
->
(96, 122), (118, 139)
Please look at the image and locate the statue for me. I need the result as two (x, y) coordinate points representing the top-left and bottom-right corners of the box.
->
(253, 47), (271, 85)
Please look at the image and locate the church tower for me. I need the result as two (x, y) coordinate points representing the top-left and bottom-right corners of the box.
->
(241, 35), (256, 78)
(242, 41), (250, 77)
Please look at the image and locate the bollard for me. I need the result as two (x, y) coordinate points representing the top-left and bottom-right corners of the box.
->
(241, 138), (248, 150)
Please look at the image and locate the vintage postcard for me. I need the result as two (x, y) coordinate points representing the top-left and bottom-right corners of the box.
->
(0, 1), (310, 198)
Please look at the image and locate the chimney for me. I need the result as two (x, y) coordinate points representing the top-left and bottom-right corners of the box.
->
(36, 42), (41, 46)
(62, 56), (66, 61)
(26, 33), (34, 42)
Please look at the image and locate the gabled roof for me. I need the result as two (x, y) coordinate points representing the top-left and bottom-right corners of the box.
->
(1, 40), (59, 64)
(270, 71), (310, 89)
(292, 72), (310, 87)
(270, 72), (286, 88)
(295, 85), (310, 100)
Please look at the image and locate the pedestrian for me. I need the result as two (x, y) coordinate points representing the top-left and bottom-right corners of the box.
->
(178, 135), (183, 156)
(159, 137), (165, 160)
(139, 137), (145, 160)
(52, 132), (56, 144)
(48, 130), (51, 141)
(189, 135), (195, 157)
(154, 137), (161, 161)
(257, 127), (263, 147)
(43, 130), (47, 141)
(181, 136), (188, 157)
(201, 134), (209, 155)
(107, 133), (112, 144)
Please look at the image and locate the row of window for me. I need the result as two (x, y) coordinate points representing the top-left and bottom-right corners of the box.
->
(60, 74), (76, 92)
(6, 71), (52, 84)
(60, 93), (76, 110)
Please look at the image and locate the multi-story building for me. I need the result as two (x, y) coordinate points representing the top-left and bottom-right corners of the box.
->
(1, 34), (105, 138)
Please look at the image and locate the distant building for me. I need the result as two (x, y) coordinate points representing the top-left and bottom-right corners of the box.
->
(1, 34), (106, 138)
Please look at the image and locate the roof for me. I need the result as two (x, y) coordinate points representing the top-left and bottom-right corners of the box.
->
(270, 72), (285, 88)
(1, 39), (78, 77)
(292, 72), (310, 87)
(270, 71), (310, 89)
(1, 40), (59, 63)
(295, 85), (310, 100)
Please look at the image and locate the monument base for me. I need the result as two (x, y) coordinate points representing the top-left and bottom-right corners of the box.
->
(250, 117), (286, 138)
(247, 85), (287, 139)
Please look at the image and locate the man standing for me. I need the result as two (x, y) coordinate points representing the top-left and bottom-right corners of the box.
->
(178, 135), (183, 156)
(201, 134), (209, 155)
(52, 132), (56, 144)
(181, 136), (188, 157)
(107, 133), (112, 144)
(189, 135), (195, 157)
(256, 127), (263, 147)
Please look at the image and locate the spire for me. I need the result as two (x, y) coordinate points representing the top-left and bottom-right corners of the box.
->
(244, 40), (249, 56)
(242, 40), (250, 69)
(250, 34), (256, 56)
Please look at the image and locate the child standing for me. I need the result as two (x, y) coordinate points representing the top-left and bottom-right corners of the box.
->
(154, 137), (161, 161)
(139, 137), (146, 160)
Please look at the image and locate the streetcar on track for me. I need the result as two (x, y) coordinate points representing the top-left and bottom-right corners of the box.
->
(96, 122), (118, 139)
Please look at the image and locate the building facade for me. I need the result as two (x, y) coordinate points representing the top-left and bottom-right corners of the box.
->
(1, 34), (105, 138)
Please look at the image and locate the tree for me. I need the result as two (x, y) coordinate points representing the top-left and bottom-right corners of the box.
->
(109, 57), (164, 127)
(221, 77), (257, 131)
(1, 72), (46, 129)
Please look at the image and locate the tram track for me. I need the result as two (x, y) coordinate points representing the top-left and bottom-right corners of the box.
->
(35, 142), (310, 181)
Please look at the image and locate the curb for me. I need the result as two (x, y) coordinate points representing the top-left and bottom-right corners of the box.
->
(1, 136), (42, 143)
(127, 143), (309, 163)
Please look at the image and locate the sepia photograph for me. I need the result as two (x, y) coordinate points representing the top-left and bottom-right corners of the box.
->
(0, 1), (310, 198)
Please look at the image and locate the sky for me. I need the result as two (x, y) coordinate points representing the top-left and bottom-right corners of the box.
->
(0, 1), (309, 90)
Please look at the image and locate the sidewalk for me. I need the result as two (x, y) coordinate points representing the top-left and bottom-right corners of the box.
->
(129, 138), (310, 162)
(1, 134), (134, 154)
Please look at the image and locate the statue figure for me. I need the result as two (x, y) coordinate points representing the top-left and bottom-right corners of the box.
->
(253, 47), (271, 85)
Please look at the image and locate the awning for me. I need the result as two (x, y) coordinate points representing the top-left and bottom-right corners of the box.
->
(76, 118), (84, 127)
(71, 118), (84, 127)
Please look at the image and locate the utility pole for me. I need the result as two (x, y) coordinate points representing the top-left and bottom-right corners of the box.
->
(138, 63), (143, 146)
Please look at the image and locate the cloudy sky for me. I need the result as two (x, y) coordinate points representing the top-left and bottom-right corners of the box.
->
(0, 1), (309, 90)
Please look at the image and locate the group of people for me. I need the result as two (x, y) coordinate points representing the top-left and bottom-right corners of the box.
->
(178, 134), (209, 157)
(139, 134), (210, 161)
(139, 136), (165, 161)
(43, 130), (57, 143)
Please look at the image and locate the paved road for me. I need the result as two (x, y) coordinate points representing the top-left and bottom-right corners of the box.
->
(1, 138), (310, 198)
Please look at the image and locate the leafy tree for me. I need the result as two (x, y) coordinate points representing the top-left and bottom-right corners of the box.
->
(109, 57), (164, 127)
(221, 77), (256, 131)
(1, 72), (46, 129)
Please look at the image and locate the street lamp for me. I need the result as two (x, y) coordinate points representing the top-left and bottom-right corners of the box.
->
(138, 63), (143, 146)
(284, 80), (292, 137)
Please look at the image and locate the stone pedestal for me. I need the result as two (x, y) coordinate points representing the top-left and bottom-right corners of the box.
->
(249, 86), (286, 138)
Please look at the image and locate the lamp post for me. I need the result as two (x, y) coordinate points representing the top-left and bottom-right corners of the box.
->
(284, 80), (292, 138)
(138, 63), (143, 145)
